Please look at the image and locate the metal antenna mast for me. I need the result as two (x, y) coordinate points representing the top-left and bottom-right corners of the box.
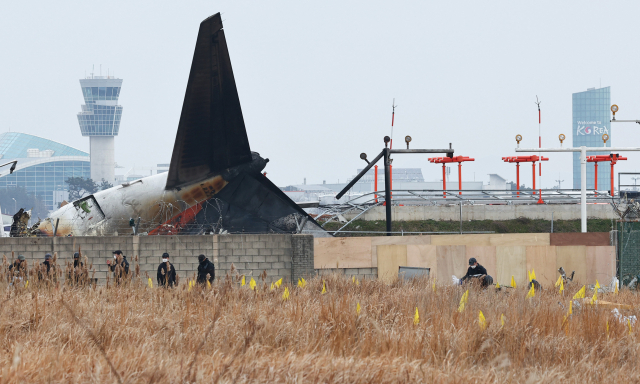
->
(390, 98), (397, 149)
(535, 96), (542, 182)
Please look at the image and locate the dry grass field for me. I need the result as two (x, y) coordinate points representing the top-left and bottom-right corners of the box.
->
(1, 262), (640, 383)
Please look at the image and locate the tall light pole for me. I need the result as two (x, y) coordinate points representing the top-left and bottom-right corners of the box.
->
(555, 175), (564, 189)
(516, 134), (640, 232)
(12, 198), (16, 213)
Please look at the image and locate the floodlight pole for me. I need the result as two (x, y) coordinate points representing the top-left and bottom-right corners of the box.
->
(516, 146), (640, 232)
(337, 142), (454, 236)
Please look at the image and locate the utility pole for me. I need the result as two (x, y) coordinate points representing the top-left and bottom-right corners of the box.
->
(555, 175), (564, 190)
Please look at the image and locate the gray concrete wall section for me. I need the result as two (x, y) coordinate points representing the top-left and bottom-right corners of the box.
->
(1, 234), (314, 285)
(291, 234), (314, 282)
(343, 204), (618, 221)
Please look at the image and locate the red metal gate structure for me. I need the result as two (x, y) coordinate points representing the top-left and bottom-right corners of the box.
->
(587, 154), (627, 195)
(502, 155), (549, 197)
(428, 156), (475, 197)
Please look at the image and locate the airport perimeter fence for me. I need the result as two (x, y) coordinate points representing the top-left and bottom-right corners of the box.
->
(617, 221), (640, 285)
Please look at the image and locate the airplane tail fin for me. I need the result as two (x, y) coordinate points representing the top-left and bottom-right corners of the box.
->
(166, 13), (252, 190)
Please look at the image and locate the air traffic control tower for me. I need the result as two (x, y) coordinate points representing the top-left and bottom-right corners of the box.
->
(77, 76), (123, 184)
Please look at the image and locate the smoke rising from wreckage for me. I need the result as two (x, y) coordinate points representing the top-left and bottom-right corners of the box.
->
(29, 13), (328, 237)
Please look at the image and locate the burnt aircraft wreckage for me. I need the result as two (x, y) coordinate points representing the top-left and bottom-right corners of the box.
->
(31, 13), (328, 237)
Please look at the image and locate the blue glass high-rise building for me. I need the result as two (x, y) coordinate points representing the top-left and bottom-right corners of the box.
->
(77, 76), (123, 183)
(572, 87), (611, 189)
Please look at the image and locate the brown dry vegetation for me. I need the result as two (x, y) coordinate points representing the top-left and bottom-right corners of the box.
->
(1, 266), (640, 383)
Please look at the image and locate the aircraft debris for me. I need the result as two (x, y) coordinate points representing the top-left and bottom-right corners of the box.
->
(34, 13), (329, 238)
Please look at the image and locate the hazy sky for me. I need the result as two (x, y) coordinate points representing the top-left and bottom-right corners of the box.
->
(2, 1), (640, 189)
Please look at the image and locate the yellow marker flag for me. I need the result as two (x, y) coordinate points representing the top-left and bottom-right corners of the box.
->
(297, 278), (302, 287)
(355, 278), (359, 286)
(526, 284), (535, 299)
(606, 320), (609, 335)
(511, 275), (516, 289)
(573, 286), (586, 300)
(414, 307), (419, 325)
(275, 278), (283, 288)
(352, 276), (356, 283)
(25, 280), (28, 288)
(282, 287), (290, 301)
(555, 275), (563, 287)
(479, 310), (487, 330)
(615, 282), (619, 295)
(500, 313), (505, 327)
(301, 277), (307, 288)
(560, 278), (564, 293)
(241, 276), (246, 286)
(458, 290), (469, 312)
(249, 277), (256, 291)
(188, 280), (193, 292)
(207, 280), (212, 289)
(496, 281), (500, 289)
(595, 280), (601, 290)
(531, 269), (536, 281)
(356, 302), (361, 315)
(321, 281), (327, 295)
(528, 270), (532, 282)
(270, 282), (275, 291)
(148, 278), (153, 288)
(629, 318), (633, 335)
(432, 280), (436, 292)
(590, 289), (597, 305)
(568, 300), (573, 315)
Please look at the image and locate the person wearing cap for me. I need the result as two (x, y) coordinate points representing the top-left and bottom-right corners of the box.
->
(196, 254), (215, 285)
(8, 255), (26, 274)
(107, 250), (130, 282)
(38, 253), (56, 282)
(157, 252), (176, 288)
(43, 253), (53, 273)
(460, 257), (490, 287)
(8, 255), (27, 285)
(68, 252), (85, 284)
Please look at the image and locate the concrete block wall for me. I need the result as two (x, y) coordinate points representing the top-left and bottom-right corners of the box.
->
(291, 234), (314, 282)
(1, 234), (314, 285)
(217, 234), (294, 284)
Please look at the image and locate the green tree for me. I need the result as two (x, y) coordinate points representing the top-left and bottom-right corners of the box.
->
(66, 177), (97, 201)
(66, 177), (114, 201)
(99, 179), (114, 191)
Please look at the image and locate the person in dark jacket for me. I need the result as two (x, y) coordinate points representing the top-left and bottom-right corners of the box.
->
(8, 255), (26, 274)
(69, 252), (84, 284)
(73, 252), (84, 269)
(38, 253), (55, 282)
(8, 255), (27, 285)
(108, 250), (130, 282)
(157, 252), (176, 287)
(197, 254), (215, 285)
(461, 257), (492, 287)
(42, 253), (52, 273)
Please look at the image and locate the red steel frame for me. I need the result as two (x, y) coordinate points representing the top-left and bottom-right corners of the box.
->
(428, 156), (475, 197)
(502, 155), (549, 196)
(587, 154), (627, 194)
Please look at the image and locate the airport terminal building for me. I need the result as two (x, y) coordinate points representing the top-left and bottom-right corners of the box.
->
(572, 86), (611, 189)
(0, 132), (90, 210)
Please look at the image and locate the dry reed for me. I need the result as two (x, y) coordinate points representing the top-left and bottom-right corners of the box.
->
(0, 268), (639, 383)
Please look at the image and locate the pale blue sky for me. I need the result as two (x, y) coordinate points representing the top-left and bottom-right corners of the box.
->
(1, 1), (640, 189)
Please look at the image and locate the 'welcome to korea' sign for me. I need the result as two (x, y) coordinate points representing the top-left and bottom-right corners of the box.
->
(576, 120), (610, 136)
